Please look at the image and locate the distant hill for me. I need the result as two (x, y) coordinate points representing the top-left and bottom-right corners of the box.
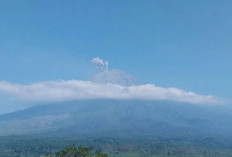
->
(0, 99), (232, 138)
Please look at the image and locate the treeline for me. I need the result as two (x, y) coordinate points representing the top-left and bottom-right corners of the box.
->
(1, 136), (232, 157)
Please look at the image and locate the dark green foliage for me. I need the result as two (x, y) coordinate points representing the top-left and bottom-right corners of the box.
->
(54, 145), (108, 157)
(95, 152), (108, 157)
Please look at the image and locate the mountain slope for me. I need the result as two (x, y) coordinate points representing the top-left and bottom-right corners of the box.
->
(0, 100), (231, 138)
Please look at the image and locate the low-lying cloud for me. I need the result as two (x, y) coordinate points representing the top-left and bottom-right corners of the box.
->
(0, 80), (218, 104)
(0, 57), (220, 105)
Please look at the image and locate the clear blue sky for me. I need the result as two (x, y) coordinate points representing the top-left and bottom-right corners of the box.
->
(0, 0), (232, 112)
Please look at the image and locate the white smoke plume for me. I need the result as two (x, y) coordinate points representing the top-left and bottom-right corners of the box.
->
(91, 57), (109, 72)
(90, 57), (138, 86)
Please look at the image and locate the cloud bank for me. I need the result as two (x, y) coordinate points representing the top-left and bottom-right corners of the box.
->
(0, 57), (220, 105)
(0, 80), (218, 104)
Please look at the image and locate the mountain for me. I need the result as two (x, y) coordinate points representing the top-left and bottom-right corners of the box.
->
(0, 99), (232, 138)
(91, 70), (139, 86)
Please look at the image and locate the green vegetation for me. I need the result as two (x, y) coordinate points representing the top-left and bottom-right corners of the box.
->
(0, 136), (232, 157)
(44, 145), (108, 157)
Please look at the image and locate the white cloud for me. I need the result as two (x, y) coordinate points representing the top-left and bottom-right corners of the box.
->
(0, 80), (218, 104)
(91, 57), (109, 72)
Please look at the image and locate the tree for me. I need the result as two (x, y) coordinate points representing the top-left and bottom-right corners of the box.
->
(53, 145), (108, 157)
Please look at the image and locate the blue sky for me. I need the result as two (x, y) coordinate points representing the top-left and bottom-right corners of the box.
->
(0, 0), (232, 113)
